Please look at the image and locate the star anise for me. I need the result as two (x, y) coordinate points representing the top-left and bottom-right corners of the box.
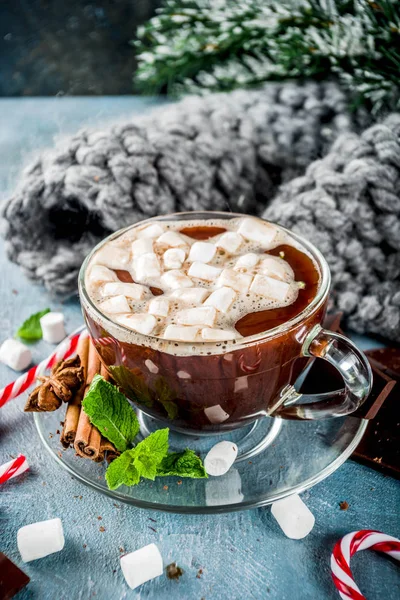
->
(24, 356), (84, 412)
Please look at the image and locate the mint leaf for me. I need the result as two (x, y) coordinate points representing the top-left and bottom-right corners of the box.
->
(105, 450), (140, 490)
(132, 428), (169, 480)
(82, 375), (139, 452)
(16, 308), (50, 341)
(105, 428), (169, 490)
(157, 449), (207, 479)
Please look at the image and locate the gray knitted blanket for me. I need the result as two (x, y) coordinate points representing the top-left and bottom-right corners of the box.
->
(2, 82), (400, 341)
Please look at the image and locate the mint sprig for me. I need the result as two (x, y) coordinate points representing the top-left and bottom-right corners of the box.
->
(82, 375), (139, 452)
(16, 308), (50, 341)
(105, 429), (207, 490)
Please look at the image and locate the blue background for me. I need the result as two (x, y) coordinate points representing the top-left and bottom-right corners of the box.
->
(0, 98), (399, 599)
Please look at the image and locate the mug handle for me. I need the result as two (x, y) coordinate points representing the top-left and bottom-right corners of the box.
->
(271, 325), (373, 420)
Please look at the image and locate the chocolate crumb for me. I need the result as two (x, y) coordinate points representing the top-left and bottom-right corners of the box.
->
(196, 568), (203, 579)
(99, 526), (105, 532)
(83, 544), (87, 549)
(148, 526), (157, 533)
(177, 480), (182, 485)
(97, 516), (102, 520)
(12, 289), (18, 295)
(113, 503), (121, 508)
(339, 501), (349, 511)
(57, 451), (62, 458)
(149, 517), (157, 523)
(166, 562), (184, 580)
(119, 547), (124, 553)
(56, 429), (60, 435)
(42, 481), (46, 486)
(163, 485), (168, 491)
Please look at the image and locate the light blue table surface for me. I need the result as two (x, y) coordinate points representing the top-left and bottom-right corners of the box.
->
(0, 98), (399, 600)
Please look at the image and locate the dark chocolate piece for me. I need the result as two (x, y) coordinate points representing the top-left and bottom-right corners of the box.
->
(0, 552), (30, 599)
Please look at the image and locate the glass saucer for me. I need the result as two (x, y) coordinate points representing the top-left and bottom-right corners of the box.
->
(34, 406), (366, 514)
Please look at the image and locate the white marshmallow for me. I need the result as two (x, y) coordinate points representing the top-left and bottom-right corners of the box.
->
(40, 312), (66, 344)
(92, 246), (130, 269)
(87, 264), (118, 284)
(133, 253), (161, 281)
(171, 288), (210, 304)
(163, 247), (186, 270)
(216, 232), (243, 253)
(17, 518), (65, 563)
(204, 286), (236, 314)
(148, 296), (169, 317)
(204, 441), (238, 476)
(100, 282), (147, 300)
(188, 262), (221, 281)
(99, 295), (131, 314)
(217, 268), (253, 292)
(234, 253), (259, 270)
(120, 543), (163, 590)
(161, 270), (193, 289)
(131, 238), (154, 257)
(163, 325), (200, 341)
(250, 274), (292, 302)
(116, 313), (157, 335)
(157, 231), (188, 247)
(201, 328), (238, 341)
(206, 468), (243, 506)
(237, 217), (277, 247)
(0, 339), (31, 371)
(204, 404), (230, 424)
(271, 494), (315, 539)
(176, 306), (216, 327)
(259, 256), (294, 281)
(188, 241), (216, 264)
(136, 223), (164, 239)
(145, 359), (159, 374)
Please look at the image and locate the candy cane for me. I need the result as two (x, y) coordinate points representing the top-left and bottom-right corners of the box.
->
(331, 529), (400, 599)
(0, 327), (89, 408)
(0, 454), (29, 485)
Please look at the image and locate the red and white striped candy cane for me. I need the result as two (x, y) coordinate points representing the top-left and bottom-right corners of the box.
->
(0, 454), (29, 485)
(331, 529), (400, 599)
(0, 327), (89, 408)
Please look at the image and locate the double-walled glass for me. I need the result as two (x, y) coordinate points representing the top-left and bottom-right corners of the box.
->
(79, 212), (372, 434)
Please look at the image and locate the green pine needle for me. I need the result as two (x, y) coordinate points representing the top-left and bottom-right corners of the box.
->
(133, 0), (400, 113)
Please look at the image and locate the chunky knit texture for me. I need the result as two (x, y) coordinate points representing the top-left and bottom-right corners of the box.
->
(2, 82), (399, 340)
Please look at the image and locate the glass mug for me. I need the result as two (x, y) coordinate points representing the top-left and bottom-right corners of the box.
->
(79, 211), (372, 434)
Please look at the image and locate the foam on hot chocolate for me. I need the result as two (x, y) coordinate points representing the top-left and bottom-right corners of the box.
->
(85, 217), (318, 355)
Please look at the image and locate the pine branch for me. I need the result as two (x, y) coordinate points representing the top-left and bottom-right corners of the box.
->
(133, 0), (400, 112)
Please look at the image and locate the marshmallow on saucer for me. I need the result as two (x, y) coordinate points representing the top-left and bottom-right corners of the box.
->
(204, 441), (238, 476)
(40, 312), (66, 344)
(0, 339), (31, 371)
(17, 518), (65, 562)
(120, 543), (163, 590)
(271, 494), (315, 539)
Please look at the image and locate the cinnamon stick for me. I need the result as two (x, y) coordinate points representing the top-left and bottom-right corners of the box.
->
(95, 438), (121, 464)
(74, 342), (102, 459)
(60, 336), (90, 448)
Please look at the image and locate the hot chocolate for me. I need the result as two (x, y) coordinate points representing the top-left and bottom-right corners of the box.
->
(85, 216), (320, 346)
(81, 214), (327, 433)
